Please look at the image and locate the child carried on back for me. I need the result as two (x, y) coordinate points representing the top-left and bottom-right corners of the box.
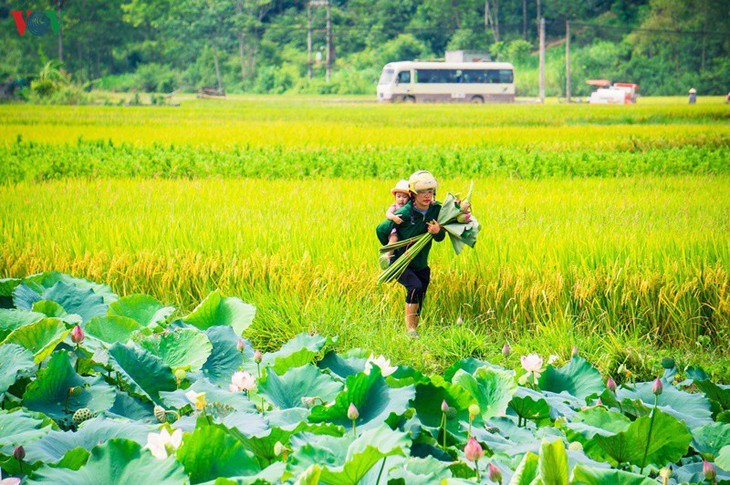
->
(379, 179), (411, 269)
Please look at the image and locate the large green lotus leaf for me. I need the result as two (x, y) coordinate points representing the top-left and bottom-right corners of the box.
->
(566, 408), (633, 438)
(617, 380), (712, 429)
(14, 281), (109, 323)
(32, 300), (68, 318)
(106, 390), (155, 421)
(259, 364), (343, 410)
(717, 444), (730, 469)
(160, 378), (258, 413)
(107, 294), (174, 327)
(0, 308), (46, 340)
(542, 391), (586, 420)
(23, 352), (116, 420)
(24, 417), (153, 464)
(388, 456), (451, 484)
(673, 461), (730, 484)
(510, 451), (539, 485)
(137, 328), (212, 372)
(691, 422), (730, 455)
(182, 289), (255, 335)
(444, 357), (503, 382)
(290, 425), (410, 485)
(538, 438), (569, 485)
(538, 357), (604, 400)
(265, 333), (335, 375)
(176, 421), (261, 484)
(695, 379), (730, 410)
(411, 375), (474, 439)
(452, 367), (517, 422)
(317, 348), (369, 380)
(27, 438), (186, 484)
(108, 343), (177, 403)
(570, 463), (656, 485)
(0, 343), (35, 393)
(85, 315), (143, 344)
(0, 408), (56, 454)
(593, 409), (691, 468)
(199, 326), (248, 387)
(308, 367), (415, 431)
(215, 462), (288, 485)
(3, 318), (69, 363)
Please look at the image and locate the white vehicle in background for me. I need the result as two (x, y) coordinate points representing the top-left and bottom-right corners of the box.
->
(377, 61), (515, 103)
(586, 79), (639, 104)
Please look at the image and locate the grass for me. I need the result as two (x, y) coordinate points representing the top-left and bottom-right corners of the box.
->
(1, 176), (728, 381)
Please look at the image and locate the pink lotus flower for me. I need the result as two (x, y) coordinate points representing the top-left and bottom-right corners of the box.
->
(487, 462), (503, 483)
(229, 371), (256, 392)
(347, 403), (359, 420)
(501, 343), (510, 358)
(703, 461), (716, 482)
(520, 354), (543, 373)
(253, 350), (262, 363)
(71, 325), (84, 344)
(456, 213), (472, 223)
(0, 470), (21, 485)
(464, 437), (484, 462)
(652, 378), (663, 396)
(237, 338), (246, 353)
(441, 400), (450, 413)
(606, 377), (617, 392)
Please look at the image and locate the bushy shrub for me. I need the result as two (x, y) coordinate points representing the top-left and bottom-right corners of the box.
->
(134, 63), (179, 93)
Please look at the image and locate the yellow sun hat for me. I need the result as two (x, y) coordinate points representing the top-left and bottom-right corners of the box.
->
(391, 179), (410, 195)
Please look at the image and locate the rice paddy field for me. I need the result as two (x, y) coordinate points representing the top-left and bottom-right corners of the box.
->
(1, 95), (729, 382)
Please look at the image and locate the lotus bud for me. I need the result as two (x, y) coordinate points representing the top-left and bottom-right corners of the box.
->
(441, 400), (450, 413)
(154, 405), (167, 423)
(237, 338), (246, 353)
(568, 441), (583, 451)
(501, 343), (510, 358)
(460, 200), (471, 212)
(595, 398), (603, 407)
(274, 441), (286, 456)
(468, 404), (480, 419)
(487, 462), (502, 483)
(69, 386), (83, 397)
(174, 369), (187, 382)
(464, 437), (484, 462)
(13, 446), (25, 461)
(71, 325), (84, 344)
(659, 467), (672, 482)
(652, 378), (663, 396)
(456, 213), (472, 224)
(703, 460), (716, 482)
(606, 376), (617, 392)
(300, 396), (317, 408)
(347, 403), (359, 421)
(571, 345), (579, 358)
(456, 316), (463, 325)
(253, 350), (262, 364)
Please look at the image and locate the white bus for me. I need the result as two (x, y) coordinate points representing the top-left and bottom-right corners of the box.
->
(377, 61), (515, 103)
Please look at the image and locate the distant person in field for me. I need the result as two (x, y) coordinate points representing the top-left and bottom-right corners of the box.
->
(689, 88), (697, 104)
(376, 170), (446, 338)
(379, 179), (411, 269)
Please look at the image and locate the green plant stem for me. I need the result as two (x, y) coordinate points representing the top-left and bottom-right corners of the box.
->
(475, 460), (480, 482)
(468, 416), (473, 438)
(375, 457), (386, 485)
(441, 412), (447, 449)
(640, 395), (659, 473)
(351, 419), (357, 438)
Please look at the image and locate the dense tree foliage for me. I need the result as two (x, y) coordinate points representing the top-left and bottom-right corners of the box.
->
(1, 0), (728, 96)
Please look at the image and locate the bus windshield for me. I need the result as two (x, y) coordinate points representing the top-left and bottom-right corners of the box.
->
(378, 69), (395, 85)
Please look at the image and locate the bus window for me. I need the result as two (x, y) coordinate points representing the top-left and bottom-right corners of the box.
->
(397, 71), (411, 84)
(378, 69), (395, 85)
(463, 70), (487, 83)
(499, 70), (514, 84)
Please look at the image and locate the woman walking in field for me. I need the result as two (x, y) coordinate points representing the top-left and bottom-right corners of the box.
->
(376, 170), (446, 338)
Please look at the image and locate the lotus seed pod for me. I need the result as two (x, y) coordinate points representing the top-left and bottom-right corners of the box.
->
(606, 377), (617, 392)
(69, 386), (83, 397)
(568, 441), (583, 451)
(13, 446), (25, 461)
(652, 378), (663, 396)
(501, 343), (510, 358)
(347, 403), (359, 421)
(71, 325), (85, 344)
(72, 408), (93, 426)
(254, 350), (262, 364)
(487, 462), (502, 483)
(464, 437), (484, 462)
(154, 405), (167, 423)
(300, 397), (316, 408)
(468, 404), (480, 418)
(174, 369), (187, 382)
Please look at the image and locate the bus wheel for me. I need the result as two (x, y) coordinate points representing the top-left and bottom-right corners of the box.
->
(404, 95), (416, 103)
(470, 96), (484, 104)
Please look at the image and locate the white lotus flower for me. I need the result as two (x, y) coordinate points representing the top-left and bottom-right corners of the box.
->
(520, 354), (544, 373)
(185, 390), (207, 410)
(229, 371), (256, 392)
(364, 354), (397, 377)
(144, 428), (183, 460)
(547, 354), (559, 365)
